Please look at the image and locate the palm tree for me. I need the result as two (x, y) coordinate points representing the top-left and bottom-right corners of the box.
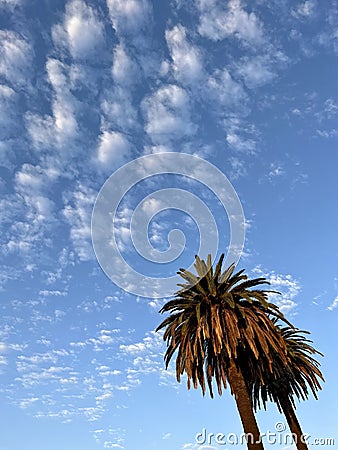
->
(156, 254), (290, 450)
(244, 323), (324, 450)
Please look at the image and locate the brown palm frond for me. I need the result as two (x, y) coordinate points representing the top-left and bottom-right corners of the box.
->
(156, 254), (289, 398)
(245, 323), (325, 412)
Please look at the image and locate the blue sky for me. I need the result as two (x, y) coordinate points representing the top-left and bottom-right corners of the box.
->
(0, 0), (338, 449)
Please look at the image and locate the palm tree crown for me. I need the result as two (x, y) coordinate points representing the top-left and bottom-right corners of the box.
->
(156, 254), (289, 398)
(248, 323), (324, 412)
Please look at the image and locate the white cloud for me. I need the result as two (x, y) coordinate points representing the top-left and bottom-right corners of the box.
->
(93, 428), (126, 449)
(119, 331), (163, 356)
(43, 247), (75, 285)
(0, 84), (15, 100)
(207, 68), (248, 113)
(226, 132), (256, 152)
(292, 1), (316, 19)
(112, 44), (139, 86)
(235, 45), (289, 90)
(0, 342), (7, 353)
(46, 58), (78, 141)
(2, 164), (56, 255)
(323, 98), (338, 118)
(327, 296), (338, 311)
(0, 0), (23, 7)
(103, 442), (124, 449)
(114, 331), (178, 391)
(14, 165), (57, 226)
(96, 131), (131, 171)
(141, 198), (163, 215)
(68, 64), (101, 95)
(15, 164), (52, 198)
(252, 266), (301, 315)
(65, 0), (104, 59)
(39, 290), (67, 297)
(0, 30), (33, 88)
(235, 55), (276, 89)
(197, 0), (264, 44)
(19, 397), (40, 409)
(101, 87), (139, 132)
(46, 56), (69, 97)
(181, 442), (212, 450)
(269, 163), (284, 179)
(112, 205), (133, 253)
(142, 84), (197, 144)
(316, 129), (338, 139)
(106, 0), (152, 35)
(26, 58), (78, 151)
(25, 113), (54, 149)
(62, 183), (96, 261)
(224, 118), (257, 153)
(52, 0), (104, 60)
(165, 25), (204, 84)
(0, 84), (18, 139)
(0, 263), (22, 289)
(228, 157), (247, 180)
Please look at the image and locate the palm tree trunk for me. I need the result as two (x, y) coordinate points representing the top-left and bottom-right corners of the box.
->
(280, 395), (308, 450)
(227, 360), (265, 450)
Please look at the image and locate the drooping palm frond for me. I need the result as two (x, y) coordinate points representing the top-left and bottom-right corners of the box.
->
(246, 322), (324, 412)
(156, 254), (290, 398)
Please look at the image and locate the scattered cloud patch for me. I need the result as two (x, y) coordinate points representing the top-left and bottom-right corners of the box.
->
(235, 55), (275, 88)
(207, 68), (248, 114)
(39, 290), (67, 297)
(327, 296), (338, 311)
(316, 129), (338, 139)
(96, 131), (132, 171)
(1, 165), (56, 257)
(165, 25), (204, 85)
(106, 0), (152, 35)
(26, 58), (79, 152)
(226, 131), (256, 152)
(292, 1), (316, 19)
(0, 342), (7, 353)
(269, 163), (284, 179)
(252, 266), (301, 315)
(0, 30), (33, 88)
(0, 84), (19, 141)
(235, 50), (288, 89)
(228, 157), (247, 180)
(162, 433), (171, 440)
(142, 84), (197, 144)
(119, 331), (163, 355)
(100, 87), (139, 132)
(0, 0), (23, 6)
(112, 44), (139, 86)
(62, 183), (96, 261)
(197, 0), (264, 45)
(225, 118), (257, 153)
(46, 58), (78, 144)
(52, 0), (105, 60)
(65, 0), (105, 59)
